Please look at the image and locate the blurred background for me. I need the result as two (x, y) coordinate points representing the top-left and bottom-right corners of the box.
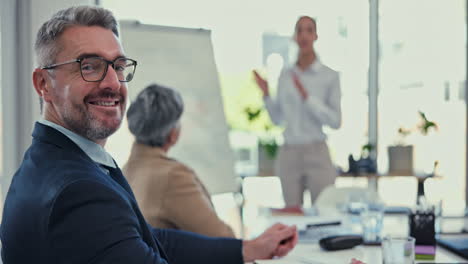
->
(1, 0), (466, 236)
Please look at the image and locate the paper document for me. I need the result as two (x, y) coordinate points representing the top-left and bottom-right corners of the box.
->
(255, 244), (364, 264)
(254, 256), (325, 264)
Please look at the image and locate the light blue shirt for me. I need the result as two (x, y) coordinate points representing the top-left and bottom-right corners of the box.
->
(38, 119), (116, 170)
(264, 59), (341, 145)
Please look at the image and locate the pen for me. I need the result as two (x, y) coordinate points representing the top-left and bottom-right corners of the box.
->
(306, 221), (341, 228)
(280, 235), (294, 245)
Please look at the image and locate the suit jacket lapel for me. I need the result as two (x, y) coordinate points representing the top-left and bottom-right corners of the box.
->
(32, 122), (167, 256)
(105, 163), (136, 199)
(32, 122), (89, 157)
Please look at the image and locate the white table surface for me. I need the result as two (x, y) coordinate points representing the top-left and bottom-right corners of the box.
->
(247, 209), (468, 264)
(254, 243), (467, 263)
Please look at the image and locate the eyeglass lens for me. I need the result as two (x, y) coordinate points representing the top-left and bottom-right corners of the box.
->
(80, 57), (135, 82)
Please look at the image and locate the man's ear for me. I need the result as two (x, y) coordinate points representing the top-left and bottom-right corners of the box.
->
(32, 68), (52, 102)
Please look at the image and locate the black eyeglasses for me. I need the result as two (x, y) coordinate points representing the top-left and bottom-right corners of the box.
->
(41, 56), (138, 82)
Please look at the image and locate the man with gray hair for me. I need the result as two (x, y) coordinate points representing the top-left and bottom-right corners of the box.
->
(123, 84), (236, 238)
(0, 5), (297, 264)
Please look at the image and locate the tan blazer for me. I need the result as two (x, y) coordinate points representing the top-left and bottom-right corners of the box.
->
(123, 142), (235, 238)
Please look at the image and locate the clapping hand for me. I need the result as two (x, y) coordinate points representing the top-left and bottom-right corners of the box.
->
(252, 70), (270, 97)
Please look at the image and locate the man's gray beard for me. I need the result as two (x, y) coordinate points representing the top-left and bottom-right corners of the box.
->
(63, 105), (121, 142)
(84, 117), (120, 140)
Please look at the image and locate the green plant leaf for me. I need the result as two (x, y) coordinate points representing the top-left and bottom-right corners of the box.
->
(260, 140), (278, 159)
(245, 107), (262, 122)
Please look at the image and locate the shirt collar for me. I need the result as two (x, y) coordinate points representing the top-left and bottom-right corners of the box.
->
(295, 57), (323, 73)
(310, 58), (323, 72)
(38, 119), (116, 168)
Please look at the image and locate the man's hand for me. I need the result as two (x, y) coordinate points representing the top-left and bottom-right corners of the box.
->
(242, 223), (298, 262)
(252, 70), (270, 97)
(292, 72), (308, 100)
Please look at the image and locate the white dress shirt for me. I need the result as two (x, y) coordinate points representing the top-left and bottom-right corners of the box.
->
(264, 59), (341, 145)
(38, 119), (116, 174)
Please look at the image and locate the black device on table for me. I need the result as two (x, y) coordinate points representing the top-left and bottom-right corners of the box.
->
(319, 235), (363, 251)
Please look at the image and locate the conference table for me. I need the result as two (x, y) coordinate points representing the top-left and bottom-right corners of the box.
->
(245, 208), (468, 263)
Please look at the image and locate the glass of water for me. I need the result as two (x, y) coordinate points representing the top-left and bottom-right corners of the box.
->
(360, 202), (384, 243)
(382, 236), (415, 264)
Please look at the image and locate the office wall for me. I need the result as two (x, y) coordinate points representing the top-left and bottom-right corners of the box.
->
(1, 0), (94, 200)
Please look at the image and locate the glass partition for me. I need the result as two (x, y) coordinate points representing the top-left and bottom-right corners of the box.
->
(378, 0), (466, 213)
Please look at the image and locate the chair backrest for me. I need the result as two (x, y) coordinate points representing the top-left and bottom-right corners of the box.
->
(314, 185), (380, 210)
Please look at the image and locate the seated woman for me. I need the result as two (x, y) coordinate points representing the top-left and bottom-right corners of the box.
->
(123, 83), (235, 238)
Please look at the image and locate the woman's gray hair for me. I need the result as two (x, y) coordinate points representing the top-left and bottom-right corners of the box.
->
(127, 84), (184, 147)
(35, 6), (119, 67)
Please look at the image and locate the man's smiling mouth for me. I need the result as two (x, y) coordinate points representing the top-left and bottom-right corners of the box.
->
(88, 100), (119, 107)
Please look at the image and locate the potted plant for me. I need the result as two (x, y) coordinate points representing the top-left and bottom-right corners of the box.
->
(388, 111), (438, 175)
(388, 126), (414, 175)
(348, 143), (377, 175)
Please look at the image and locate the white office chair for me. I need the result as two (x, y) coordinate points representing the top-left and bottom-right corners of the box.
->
(314, 185), (380, 211)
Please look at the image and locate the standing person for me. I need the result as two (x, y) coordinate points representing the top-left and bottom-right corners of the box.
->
(124, 84), (235, 238)
(253, 16), (341, 207)
(0, 6), (298, 264)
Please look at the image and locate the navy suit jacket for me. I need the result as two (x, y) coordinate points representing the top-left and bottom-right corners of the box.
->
(1, 123), (242, 264)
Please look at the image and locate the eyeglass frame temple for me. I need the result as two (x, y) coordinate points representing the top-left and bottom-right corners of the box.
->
(41, 59), (81, 70)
